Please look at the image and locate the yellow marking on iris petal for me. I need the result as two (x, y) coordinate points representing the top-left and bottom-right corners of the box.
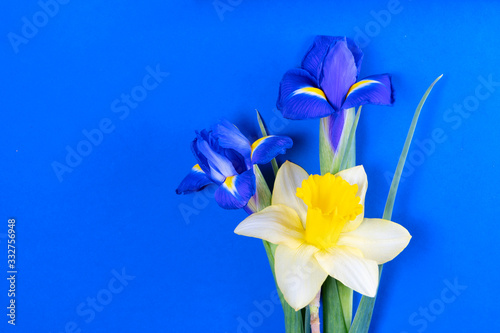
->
(192, 164), (204, 173)
(296, 174), (362, 250)
(346, 80), (382, 97)
(293, 87), (327, 100)
(251, 136), (269, 159)
(223, 175), (238, 195)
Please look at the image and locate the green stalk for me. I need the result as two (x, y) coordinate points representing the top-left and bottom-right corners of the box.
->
(350, 75), (443, 333)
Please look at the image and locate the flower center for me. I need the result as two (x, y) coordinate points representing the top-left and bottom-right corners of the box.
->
(296, 174), (362, 250)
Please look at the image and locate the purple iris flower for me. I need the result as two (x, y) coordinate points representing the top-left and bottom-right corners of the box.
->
(277, 36), (394, 152)
(176, 120), (293, 210)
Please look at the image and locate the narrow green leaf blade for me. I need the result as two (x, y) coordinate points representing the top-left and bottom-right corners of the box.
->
(322, 277), (348, 333)
(383, 74), (443, 220)
(350, 75), (443, 333)
(304, 306), (311, 333)
(337, 280), (353, 330)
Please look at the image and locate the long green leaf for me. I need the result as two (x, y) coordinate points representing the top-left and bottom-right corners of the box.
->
(383, 75), (443, 220)
(304, 306), (311, 333)
(322, 277), (348, 333)
(350, 75), (443, 333)
(337, 280), (353, 330)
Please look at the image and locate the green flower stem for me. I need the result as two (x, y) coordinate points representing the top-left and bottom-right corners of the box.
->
(350, 75), (443, 333)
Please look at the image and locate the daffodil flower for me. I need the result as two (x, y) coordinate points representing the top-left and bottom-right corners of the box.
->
(277, 36), (394, 172)
(176, 120), (293, 210)
(235, 161), (411, 310)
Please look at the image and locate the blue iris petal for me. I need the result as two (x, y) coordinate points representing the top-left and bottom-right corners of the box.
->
(191, 134), (211, 175)
(302, 36), (364, 82)
(345, 38), (364, 76)
(196, 135), (236, 183)
(225, 149), (248, 174)
(342, 74), (394, 109)
(214, 169), (256, 210)
(251, 135), (293, 165)
(301, 36), (341, 81)
(319, 40), (358, 111)
(212, 119), (252, 168)
(176, 165), (214, 194)
(277, 68), (334, 120)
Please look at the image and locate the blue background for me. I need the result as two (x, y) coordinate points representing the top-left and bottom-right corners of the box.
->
(1, 0), (498, 332)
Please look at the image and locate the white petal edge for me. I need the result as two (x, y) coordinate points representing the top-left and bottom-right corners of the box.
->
(234, 204), (304, 249)
(272, 161), (309, 228)
(315, 246), (379, 297)
(338, 218), (411, 264)
(336, 165), (368, 232)
(275, 244), (328, 310)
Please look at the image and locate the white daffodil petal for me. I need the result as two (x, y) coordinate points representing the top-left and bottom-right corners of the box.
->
(315, 246), (379, 297)
(336, 165), (368, 232)
(272, 161), (309, 228)
(338, 218), (411, 264)
(275, 244), (328, 311)
(234, 204), (304, 248)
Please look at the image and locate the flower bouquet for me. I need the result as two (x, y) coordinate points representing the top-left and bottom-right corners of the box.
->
(176, 36), (441, 332)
